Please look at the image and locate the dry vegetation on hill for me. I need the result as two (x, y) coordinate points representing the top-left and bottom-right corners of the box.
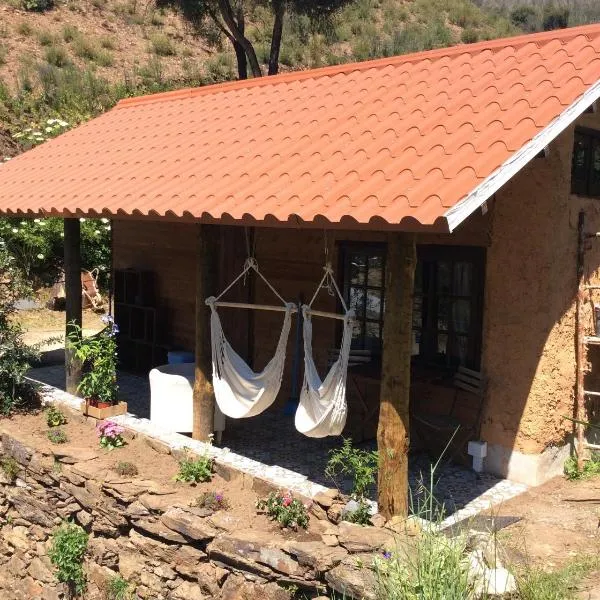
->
(0, 0), (597, 154)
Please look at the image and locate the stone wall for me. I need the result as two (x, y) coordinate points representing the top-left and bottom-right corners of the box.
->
(0, 429), (396, 600)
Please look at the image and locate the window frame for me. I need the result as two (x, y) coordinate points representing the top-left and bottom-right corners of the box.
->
(337, 242), (485, 370)
(571, 127), (600, 198)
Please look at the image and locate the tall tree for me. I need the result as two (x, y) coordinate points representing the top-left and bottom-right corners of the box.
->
(159, 0), (353, 79)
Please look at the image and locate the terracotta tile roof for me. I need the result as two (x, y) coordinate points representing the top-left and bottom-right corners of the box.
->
(1, 24), (600, 230)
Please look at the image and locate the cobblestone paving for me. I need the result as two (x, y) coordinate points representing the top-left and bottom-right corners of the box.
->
(28, 364), (528, 523)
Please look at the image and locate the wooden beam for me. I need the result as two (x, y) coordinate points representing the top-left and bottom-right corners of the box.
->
(193, 224), (219, 441)
(377, 232), (416, 519)
(64, 218), (82, 395)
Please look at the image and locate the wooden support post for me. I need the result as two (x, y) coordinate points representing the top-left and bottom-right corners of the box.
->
(193, 224), (218, 441)
(64, 218), (82, 395)
(576, 210), (586, 471)
(377, 232), (416, 520)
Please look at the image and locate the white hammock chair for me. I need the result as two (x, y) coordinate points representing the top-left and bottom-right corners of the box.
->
(206, 258), (295, 420)
(295, 264), (355, 438)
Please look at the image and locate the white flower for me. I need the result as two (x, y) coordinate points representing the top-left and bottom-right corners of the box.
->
(100, 217), (109, 223)
(37, 253), (44, 259)
(94, 230), (100, 235)
(104, 225), (111, 231)
(58, 120), (69, 127)
(45, 127), (53, 133)
(34, 218), (41, 223)
(79, 217), (86, 222)
(60, 232), (64, 237)
(11, 228), (18, 233)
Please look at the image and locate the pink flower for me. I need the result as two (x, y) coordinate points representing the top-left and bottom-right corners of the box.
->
(282, 497), (292, 507)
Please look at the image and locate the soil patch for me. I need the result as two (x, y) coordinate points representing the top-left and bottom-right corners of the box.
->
(490, 475), (600, 569)
(0, 408), (321, 543)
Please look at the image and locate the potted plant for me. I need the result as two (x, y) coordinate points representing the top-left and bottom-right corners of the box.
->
(68, 315), (127, 419)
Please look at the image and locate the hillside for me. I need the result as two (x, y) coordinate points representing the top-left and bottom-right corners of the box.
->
(0, 0), (598, 159)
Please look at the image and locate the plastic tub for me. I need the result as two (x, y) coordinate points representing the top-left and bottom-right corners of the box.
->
(167, 351), (195, 365)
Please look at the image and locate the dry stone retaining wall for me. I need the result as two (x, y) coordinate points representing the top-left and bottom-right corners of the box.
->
(0, 430), (388, 600)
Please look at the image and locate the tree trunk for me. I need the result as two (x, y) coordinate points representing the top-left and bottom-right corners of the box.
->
(64, 218), (82, 395)
(268, 0), (286, 76)
(377, 232), (416, 520)
(234, 7), (247, 79)
(193, 224), (218, 441)
(217, 0), (262, 78)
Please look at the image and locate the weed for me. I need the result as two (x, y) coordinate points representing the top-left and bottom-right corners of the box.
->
(37, 30), (56, 47)
(516, 555), (600, 600)
(343, 499), (372, 525)
(22, 0), (54, 11)
(192, 491), (230, 512)
(175, 450), (213, 484)
(99, 36), (117, 50)
(48, 522), (88, 595)
(564, 451), (600, 480)
(0, 456), (20, 482)
(326, 438), (378, 500)
(46, 405), (67, 427)
(113, 461), (138, 477)
(106, 574), (134, 600)
(95, 50), (115, 67)
(72, 37), (101, 62)
(47, 428), (69, 444)
(257, 490), (309, 530)
(16, 21), (34, 36)
(62, 24), (80, 43)
(149, 33), (176, 57)
(0, 45), (5, 67)
(45, 45), (71, 68)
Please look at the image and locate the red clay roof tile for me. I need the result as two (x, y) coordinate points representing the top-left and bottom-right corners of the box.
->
(1, 25), (600, 229)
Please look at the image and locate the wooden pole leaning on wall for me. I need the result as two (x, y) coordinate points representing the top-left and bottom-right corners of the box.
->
(64, 218), (82, 395)
(575, 210), (586, 472)
(377, 232), (416, 520)
(193, 224), (219, 441)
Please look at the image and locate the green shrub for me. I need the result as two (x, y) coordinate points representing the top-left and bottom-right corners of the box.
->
(510, 5), (541, 32)
(175, 450), (214, 484)
(343, 499), (372, 525)
(47, 428), (69, 444)
(22, 0), (54, 11)
(72, 37), (101, 62)
(106, 574), (134, 600)
(45, 45), (71, 68)
(257, 491), (309, 530)
(149, 33), (176, 57)
(461, 27), (479, 44)
(1, 457), (20, 482)
(95, 49), (115, 67)
(114, 461), (138, 476)
(0, 45), (5, 67)
(37, 30), (56, 46)
(46, 405), (67, 427)
(48, 522), (88, 595)
(564, 451), (600, 480)
(543, 4), (569, 31)
(62, 24), (80, 43)
(16, 21), (34, 36)
(326, 438), (378, 500)
(99, 35), (117, 50)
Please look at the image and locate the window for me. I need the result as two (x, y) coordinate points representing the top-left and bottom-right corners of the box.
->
(571, 128), (600, 197)
(341, 245), (385, 353)
(340, 244), (485, 369)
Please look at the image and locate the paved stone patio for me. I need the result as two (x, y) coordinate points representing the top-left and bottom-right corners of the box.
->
(27, 363), (528, 526)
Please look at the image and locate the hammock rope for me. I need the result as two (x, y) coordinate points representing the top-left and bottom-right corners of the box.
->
(295, 263), (355, 438)
(206, 258), (295, 419)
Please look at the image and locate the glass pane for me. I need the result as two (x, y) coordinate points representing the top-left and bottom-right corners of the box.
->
(367, 255), (384, 287)
(365, 322), (381, 350)
(452, 299), (471, 334)
(437, 297), (450, 331)
(437, 261), (451, 294)
(412, 296), (422, 328)
(455, 335), (468, 365)
(591, 139), (600, 196)
(349, 254), (366, 285)
(366, 289), (382, 320)
(571, 133), (588, 194)
(414, 262), (423, 294)
(351, 320), (364, 342)
(453, 262), (473, 296)
(437, 333), (448, 356)
(412, 330), (420, 355)
(349, 287), (365, 318)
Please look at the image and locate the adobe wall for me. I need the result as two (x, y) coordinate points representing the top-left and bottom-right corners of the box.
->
(480, 109), (600, 478)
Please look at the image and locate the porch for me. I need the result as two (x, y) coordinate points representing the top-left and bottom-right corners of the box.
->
(27, 361), (528, 525)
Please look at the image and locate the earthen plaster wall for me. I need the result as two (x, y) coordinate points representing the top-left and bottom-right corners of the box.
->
(480, 109), (600, 457)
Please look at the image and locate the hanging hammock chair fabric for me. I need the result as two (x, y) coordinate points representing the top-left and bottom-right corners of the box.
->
(295, 264), (355, 438)
(205, 258), (295, 420)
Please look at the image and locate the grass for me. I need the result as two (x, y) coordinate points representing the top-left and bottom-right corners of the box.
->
(47, 428), (69, 444)
(114, 461), (138, 476)
(45, 45), (71, 67)
(16, 21), (34, 36)
(62, 24), (79, 43)
(516, 555), (599, 600)
(71, 37), (114, 66)
(0, 44), (6, 67)
(37, 29), (56, 47)
(148, 33), (176, 57)
(564, 451), (600, 480)
(1, 456), (20, 482)
(106, 574), (133, 600)
(99, 35), (117, 50)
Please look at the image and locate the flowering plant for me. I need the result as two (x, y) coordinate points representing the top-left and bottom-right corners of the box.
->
(96, 421), (125, 451)
(256, 490), (309, 530)
(67, 315), (119, 405)
(192, 491), (230, 512)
